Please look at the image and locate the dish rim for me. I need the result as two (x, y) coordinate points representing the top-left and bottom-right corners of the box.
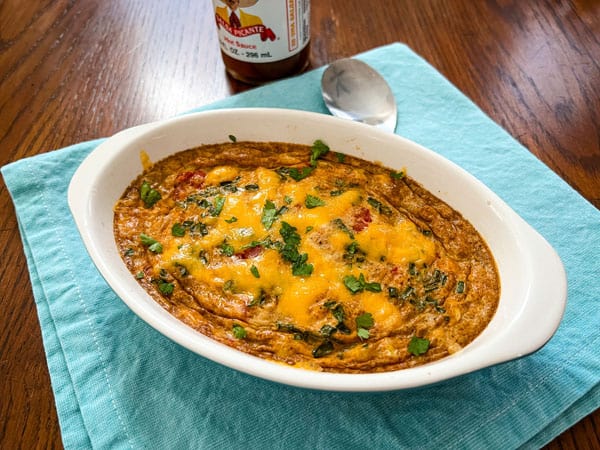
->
(68, 107), (566, 391)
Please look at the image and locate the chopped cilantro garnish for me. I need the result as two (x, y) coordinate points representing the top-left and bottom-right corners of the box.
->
(210, 196), (225, 216)
(158, 280), (174, 295)
(279, 221), (313, 277)
(277, 140), (329, 183)
(388, 286), (399, 299)
(324, 301), (344, 322)
(139, 233), (163, 253)
(391, 170), (405, 179)
(309, 140), (330, 167)
(319, 324), (337, 337)
(408, 336), (430, 356)
(292, 257), (314, 276)
(343, 241), (366, 265)
(174, 262), (189, 277)
(408, 262), (418, 276)
(279, 221), (301, 249)
(356, 313), (374, 340)
(410, 295), (444, 312)
(241, 236), (277, 250)
(228, 134), (237, 143)
(332, 218), (354, 239)
(219, 179), (239, 193)
(423, 269), (448, 292)
(220, 241), (235, 257)
(250, 265), (260, 278)
(244, 183), (259, 191)
(402, 286), (416, 300)
(171, 223), (186, 237)
(343, 273), (381, 294)
(248, 289), (267, 307)
(140, 181), (161, 208)
(199, 250), (208, 264)
(232, 323), (247, 339)
(356, 313), (374, 329)
(357, 328), (370, 339)
(223, 279), (234, 292)
(288, 166), (314, 181)
(312, 340), (334, 358)
(367, 197), (392, 215)
(261, 200), (278, 229)
(335, 152), (346, 162)
(225, 216), (238, 223)
(456, 280), (466, 294)
(305, 194), (325, 209)
(176, 220), (208, 237)
(277, 322), (312, 341)
(190, 222), (208, 236)
(343, 274), (363, 293)
(322, 301), (351, 335)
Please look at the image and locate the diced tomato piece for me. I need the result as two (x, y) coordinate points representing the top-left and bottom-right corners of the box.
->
(236, 245), (263, 259)
(175, 170), (206, 188)
(352, 207), (372, 232)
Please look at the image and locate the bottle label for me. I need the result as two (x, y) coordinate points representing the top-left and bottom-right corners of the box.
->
(213, 0), (310, 63)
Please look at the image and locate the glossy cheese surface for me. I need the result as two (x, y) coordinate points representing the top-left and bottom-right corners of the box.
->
(113, 141), (500, 373)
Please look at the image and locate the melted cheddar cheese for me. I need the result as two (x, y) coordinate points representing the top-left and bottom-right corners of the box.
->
(114, 141), (500, 373)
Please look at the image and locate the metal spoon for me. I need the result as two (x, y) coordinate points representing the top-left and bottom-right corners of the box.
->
(321, 58), (397, 133)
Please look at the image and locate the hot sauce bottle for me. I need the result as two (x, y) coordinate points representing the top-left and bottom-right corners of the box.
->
(212, 0), (311, 85)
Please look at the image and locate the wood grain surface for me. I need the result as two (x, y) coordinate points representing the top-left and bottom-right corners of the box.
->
(1, 0), (598, 448)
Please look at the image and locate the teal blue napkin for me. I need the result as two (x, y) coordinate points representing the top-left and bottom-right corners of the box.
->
(3, 43), (599, 450)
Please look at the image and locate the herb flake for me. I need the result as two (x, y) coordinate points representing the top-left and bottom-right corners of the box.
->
(157, 280), (174, 295)
(305, 194), (325, 209)
(408, 336), (430, 356)
(343, 273), (381, 294)
(140, 233), (163, 253)
(279, 222), (313, 277)
(171, 223), (186, 237)
(220, 241), (235, 257)
(356, 312), (374, 340)
(309, 140), (330, 167)
(261, 200), (278, 230)
(210, 196), (226, 216)
(232, 323), (247, 339)
(288, 166), (314, 181)
(140, 181), (161, 208)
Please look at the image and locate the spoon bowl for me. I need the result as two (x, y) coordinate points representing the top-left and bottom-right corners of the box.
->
(321, 58), (397, 133)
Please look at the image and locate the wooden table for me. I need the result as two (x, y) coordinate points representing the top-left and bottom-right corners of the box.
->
(1, 1), (598, 448)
